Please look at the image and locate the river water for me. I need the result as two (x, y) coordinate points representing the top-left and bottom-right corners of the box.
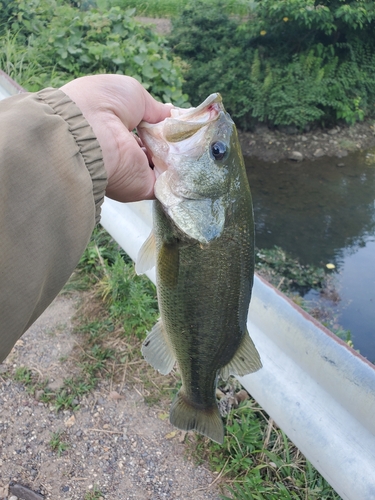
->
(246, 150), (375, 362)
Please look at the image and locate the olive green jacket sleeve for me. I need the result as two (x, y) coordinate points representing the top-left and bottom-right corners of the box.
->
(0, 88), (107, 363)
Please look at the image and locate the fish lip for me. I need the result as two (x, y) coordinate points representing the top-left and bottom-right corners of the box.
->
(137, 93), (229, 177)
(170, 93), (223, 121)
(137, 93), (223, 133)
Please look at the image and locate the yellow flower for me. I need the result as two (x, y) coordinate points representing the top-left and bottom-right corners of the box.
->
(326, 263), (336, 270)
(283, 17), (289, 22)
(260, 30), (267, 35)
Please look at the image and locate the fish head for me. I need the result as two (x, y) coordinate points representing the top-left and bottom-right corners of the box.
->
(137, 93), (248, 243)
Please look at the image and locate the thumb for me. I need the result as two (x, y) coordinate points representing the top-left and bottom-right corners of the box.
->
(105, 128), (156, 202)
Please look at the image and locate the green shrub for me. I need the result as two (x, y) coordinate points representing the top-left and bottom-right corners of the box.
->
(169, 0), (375, 129)
(0, 0), (188, 106)
(0, 0), (56, 39)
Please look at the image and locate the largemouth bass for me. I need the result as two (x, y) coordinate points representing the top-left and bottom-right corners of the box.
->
(136, 93), (262, 444)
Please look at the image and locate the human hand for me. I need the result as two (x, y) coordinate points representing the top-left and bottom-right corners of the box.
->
(60, 75), (172, 202)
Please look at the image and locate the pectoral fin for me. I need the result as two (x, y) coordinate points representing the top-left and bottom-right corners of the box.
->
(141, 319), (176, 375)
(135, 231), (156, 275)
(220, 331), (262, 381)
(169, 198), (225, 244)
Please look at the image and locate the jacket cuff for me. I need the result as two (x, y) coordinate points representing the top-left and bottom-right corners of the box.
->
(37, 87), (107, 224)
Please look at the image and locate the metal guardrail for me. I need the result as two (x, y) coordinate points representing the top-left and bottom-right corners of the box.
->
(0, 69), (24, 99)
(2, 75), (375, 500)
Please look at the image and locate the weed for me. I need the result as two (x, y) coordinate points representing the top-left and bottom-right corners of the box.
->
(13, 366), (34, 385)
(13, 366), (50, 396)
(95, 253), (158, 339)
(255, 246), (354, 349)
(169, 0), (375, 130)
(255, 246), (326, 295)
(49, 429), (70, 456)
(84, 485), (104, 500)
(1, 0), (188, 105)
(0, 30), (49, 89)
(192, 400), (341, 500)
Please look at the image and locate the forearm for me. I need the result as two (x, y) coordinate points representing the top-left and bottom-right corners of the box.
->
(0, 88), (107, 363)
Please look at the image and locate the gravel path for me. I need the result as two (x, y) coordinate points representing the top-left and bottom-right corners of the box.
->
(0, 296), (221, 500)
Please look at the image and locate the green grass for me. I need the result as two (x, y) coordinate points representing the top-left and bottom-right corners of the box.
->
(84, 485), (104, 500)
(0, 31), (39, 85)
(49, 429), (70, 456)
(192, 397), (341, 500)
(0, 30), (63, 91)
(70, 227), (159, 339)
(13, 366), (34, 385)
(107, 0), (252, 18)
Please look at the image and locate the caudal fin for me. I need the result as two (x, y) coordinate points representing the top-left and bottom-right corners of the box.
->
(170, 391), (224, 444)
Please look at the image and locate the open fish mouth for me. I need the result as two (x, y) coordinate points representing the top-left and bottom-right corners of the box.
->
(137, 93), (229, 177)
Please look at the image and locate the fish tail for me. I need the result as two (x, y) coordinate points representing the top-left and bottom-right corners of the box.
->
(170, 390), (224, 444)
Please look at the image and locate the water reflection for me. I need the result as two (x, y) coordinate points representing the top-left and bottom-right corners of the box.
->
(246, 150), (375, 361)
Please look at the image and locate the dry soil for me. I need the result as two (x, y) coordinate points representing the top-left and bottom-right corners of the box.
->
(0, 295), (221, 500)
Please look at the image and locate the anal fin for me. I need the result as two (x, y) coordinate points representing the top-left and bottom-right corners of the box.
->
(220, 330), (262, 381)
(141, 319), (176, 375)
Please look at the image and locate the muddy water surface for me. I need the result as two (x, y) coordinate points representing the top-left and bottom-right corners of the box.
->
(246, 149), (375, 362)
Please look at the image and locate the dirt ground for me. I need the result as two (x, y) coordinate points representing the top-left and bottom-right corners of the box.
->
(135, 17), (172, 36)
(0, 295), (221, 500)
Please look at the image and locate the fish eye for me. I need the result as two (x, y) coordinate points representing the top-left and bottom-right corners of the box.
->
(210, 141), (227, 161)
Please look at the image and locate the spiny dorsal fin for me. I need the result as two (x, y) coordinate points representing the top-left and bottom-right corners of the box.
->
(141, 319), (176, 375)
(220, 331), (262, 381)
(135, 231), (156, 275)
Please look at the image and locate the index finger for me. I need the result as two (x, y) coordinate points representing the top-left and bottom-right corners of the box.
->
(99, 75), (173, 130)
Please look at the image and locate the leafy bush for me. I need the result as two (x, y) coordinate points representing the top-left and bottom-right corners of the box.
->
(0, 0), (188, 105)
(169, 0), (375, 129)
(0, 0), (56, 39)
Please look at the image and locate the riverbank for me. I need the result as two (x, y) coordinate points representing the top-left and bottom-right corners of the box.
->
(136, 15), (375, 164)
(238, 119), (375, 163)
